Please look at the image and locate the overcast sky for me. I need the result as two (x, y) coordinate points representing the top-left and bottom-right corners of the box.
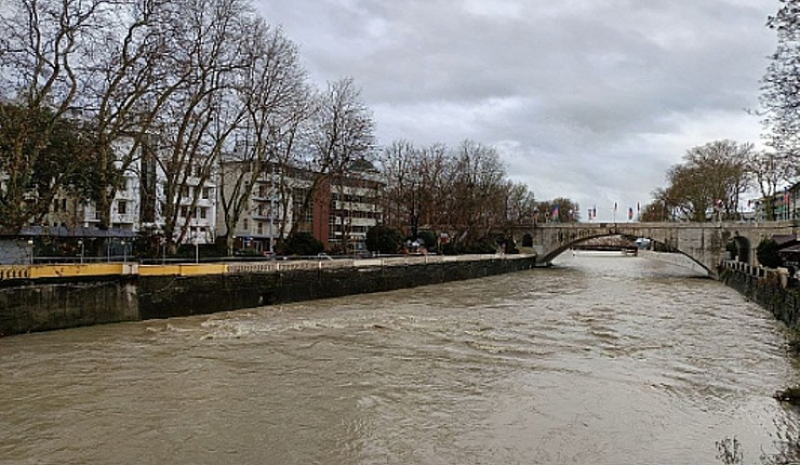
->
(255, 0), (776, 222)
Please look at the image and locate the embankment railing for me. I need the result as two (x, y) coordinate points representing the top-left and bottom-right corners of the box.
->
(0, 254), (528, 282)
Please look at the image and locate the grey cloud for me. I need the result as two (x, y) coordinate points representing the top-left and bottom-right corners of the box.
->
(256, 0), (776, 221)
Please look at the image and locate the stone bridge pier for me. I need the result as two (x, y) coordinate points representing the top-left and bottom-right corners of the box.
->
(513, 221), (797, 277)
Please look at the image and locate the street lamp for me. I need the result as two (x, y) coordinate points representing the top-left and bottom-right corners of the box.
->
(27, 239), (34, 265)
(121, 240), (127, 263)
(269, 196), (275, 254)
(78, 239), (84, 264)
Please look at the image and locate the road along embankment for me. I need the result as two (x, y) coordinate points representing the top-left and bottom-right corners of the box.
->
(0, 255), (537, 336)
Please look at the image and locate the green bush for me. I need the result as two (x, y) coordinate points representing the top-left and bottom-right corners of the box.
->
(416, 230), (438, 250)
(365, 225), (403, 254)
(441, 242), (462, 255)
(756, 238), (781, 268)
(281, 232), (324, 256)
(465, 237), (499, 254)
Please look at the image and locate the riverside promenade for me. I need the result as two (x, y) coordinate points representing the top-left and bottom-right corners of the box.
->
(0, 254), (521, 282)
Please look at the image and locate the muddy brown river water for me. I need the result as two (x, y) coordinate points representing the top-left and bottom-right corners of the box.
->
(1, 254), (799, 464)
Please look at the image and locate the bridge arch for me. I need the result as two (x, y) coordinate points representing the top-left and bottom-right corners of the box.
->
(727, 236), (751, 264)
(521, 233), (533, 248)
(537, 233), (713, 275)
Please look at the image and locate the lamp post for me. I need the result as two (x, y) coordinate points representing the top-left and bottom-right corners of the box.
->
(269, 196), (275, 254)
(121, 240), (127, 263)
(78, 239), (84, 264)
(27, 239), (34, 265)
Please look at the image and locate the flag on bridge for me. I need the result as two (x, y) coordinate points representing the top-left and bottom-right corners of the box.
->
(628, 207), (634, 221)
(552, 204), (560, 221)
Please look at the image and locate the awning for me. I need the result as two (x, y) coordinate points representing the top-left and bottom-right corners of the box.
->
(0, 226), (138, 239)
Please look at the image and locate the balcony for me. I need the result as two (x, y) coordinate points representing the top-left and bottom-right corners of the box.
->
(111, 213), (136, 225)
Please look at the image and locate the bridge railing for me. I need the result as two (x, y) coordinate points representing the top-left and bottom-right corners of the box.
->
(720, 260), (777, 280)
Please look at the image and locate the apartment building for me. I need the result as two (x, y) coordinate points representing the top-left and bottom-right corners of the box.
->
(328, 168), (383, 253)
(218, 160), (383, 253)
(752, 182), (800, 222)
(39, 138), (217, 245)
(217, 161), (304, 253)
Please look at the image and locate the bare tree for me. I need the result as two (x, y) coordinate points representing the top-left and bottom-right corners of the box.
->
(505, 182), (536, 226)
(83, 0), (191, 230)
(415, 143), (450, 233)
(217, 22), (309, 253)
(660, 140), (752, 222)
(378, 139), (417, 230)
(749, 150), (792, 221)
(446, 140), (507, 246)
(151, 0), (256, 250)
(762, 1), (800, 174)
(0, 0), (119, 231)
(292, 77), (376, 248)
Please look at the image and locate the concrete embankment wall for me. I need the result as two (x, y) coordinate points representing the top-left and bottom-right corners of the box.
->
(719, 262), (800, 329)
(0, 255), (537, 336)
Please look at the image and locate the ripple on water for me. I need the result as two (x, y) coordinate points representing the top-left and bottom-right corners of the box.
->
(1, 256), (798, 464)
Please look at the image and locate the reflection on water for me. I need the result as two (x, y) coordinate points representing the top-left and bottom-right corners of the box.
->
(1, 255), (798, 464)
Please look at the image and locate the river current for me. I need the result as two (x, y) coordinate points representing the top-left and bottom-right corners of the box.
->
(2, 254), (800, 464)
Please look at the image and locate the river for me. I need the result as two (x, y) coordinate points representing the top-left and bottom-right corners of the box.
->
(1, 254), (799, 464)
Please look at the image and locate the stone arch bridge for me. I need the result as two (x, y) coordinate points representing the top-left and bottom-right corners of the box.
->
(512, 221), (797, 277)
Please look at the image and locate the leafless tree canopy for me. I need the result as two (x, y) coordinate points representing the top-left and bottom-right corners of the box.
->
(378, 139), (539, 250)
(762, 1), (800, 177)
(655, 140), (752, 222)
(0, 0), (542, 252)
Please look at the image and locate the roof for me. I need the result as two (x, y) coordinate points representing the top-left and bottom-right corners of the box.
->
(780, 243), (800, 254)
(772, 235), (798, 246)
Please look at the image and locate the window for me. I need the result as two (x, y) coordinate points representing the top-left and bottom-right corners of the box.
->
(180, 206), (188, 218)
(53, 199), (59, 213)
(200, 207), (207, 219)
(243, 219), (249, 230)
(61, 199), (67, 211)
(118, 200), (127, 215)
(202, 187), (210, 199)
(257, 222), (263, 235)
